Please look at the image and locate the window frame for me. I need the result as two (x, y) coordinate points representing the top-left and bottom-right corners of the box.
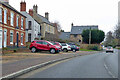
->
(0, 8), (2, 23)
(4, 9), (7, 24)
(21, 33), (24, 45)
(10, 31), (13, 44)
(21, 18), (24, 29)
(16, 16), (19, 27)
(10, 12), (14, 26)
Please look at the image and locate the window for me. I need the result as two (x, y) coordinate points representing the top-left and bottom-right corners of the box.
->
(49, 26), (50, 31)
(36, 41), (42, 44)
(73, 34), (78, 37)
(21, 18), (24, 29)
(28, 33), (31, 42)
(10, 31), (13, 44)
(0, 8), (2, 22)
(4, 9), (7, 24)
(21, 33), (23, 45)
(28, 21), (32, 30)
(46, 25), (47, 31)
(16, 16), (19, 27)
(10, 12), (14, 26)
(43, 42), (49, 45)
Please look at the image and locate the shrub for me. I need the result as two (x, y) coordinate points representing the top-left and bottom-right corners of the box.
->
(87, 45), (99, 51)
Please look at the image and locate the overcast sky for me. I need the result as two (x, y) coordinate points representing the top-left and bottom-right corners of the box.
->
(9, 0), (119, 34)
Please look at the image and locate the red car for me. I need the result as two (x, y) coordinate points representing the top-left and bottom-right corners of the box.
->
(29, 40), (61, 54)
(52, 42), (62, 49)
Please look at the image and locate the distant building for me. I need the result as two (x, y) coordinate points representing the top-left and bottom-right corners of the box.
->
(59, 32), (70, 40)
(59, 23), (98, 43)
(0, 1), (26, 48)
(20, 1), (41, 42)
(70, 24), (98, 43)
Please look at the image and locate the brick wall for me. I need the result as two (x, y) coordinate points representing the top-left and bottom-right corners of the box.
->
(1, 4), (26, 48)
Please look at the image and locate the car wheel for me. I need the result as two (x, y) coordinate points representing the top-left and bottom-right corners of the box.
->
(50, 49), (56, 54)
(31, 47), (36, 53)
(63, 49), (68, 52)
(73, 49), (76, 52)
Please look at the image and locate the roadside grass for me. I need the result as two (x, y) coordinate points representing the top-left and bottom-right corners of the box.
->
(79, 48), (96, 51)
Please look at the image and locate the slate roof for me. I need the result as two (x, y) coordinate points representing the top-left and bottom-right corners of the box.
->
(37, 14), (52, 25)
(59, 32), (70, 40)
(0, 2), (26, 17)
(70, 25), (98, 34)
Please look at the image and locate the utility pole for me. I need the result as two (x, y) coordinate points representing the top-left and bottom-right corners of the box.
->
(89, 27), (91, 44)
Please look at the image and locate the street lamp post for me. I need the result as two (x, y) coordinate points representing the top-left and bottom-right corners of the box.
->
(89, 27), (91, 44)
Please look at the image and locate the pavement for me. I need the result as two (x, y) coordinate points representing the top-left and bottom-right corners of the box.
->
(18, 50), (118, 78)
(2, 51), (98, 77)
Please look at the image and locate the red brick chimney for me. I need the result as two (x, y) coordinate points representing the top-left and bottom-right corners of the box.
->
(20, 1), (26, 11)
(29, 9), (33, 17)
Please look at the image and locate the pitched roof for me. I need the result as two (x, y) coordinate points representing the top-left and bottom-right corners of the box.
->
(70, 25), (98, 34)
(59, 32), (70, 40)
(37, 14), (52, 25)
(0, 2), (26, 17)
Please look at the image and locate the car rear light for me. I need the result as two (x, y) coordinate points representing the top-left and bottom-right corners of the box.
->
(68, 46), (71, 48)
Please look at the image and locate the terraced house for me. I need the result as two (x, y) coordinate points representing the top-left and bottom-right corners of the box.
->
(0, 1), (26, 48)
(20, 1), (41, 42)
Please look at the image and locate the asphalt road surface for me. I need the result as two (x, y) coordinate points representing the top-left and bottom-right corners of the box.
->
(19, 50), (118, 78)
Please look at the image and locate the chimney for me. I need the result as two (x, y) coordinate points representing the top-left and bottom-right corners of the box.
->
(45, 12), (49, 20)
(0, 0), (9, 4)
(71, 23), (74, 27)
(20, 1), (26, 12)
(33, 5), (38, 13)
(29, 9), (33, 17)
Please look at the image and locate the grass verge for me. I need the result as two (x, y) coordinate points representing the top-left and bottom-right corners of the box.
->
(80, 48), (96, 51)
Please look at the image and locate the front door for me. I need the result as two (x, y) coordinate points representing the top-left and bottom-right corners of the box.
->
(4, 29), (7, 47)
(0, 28), (2, 48)
(16, 33), (19, 47)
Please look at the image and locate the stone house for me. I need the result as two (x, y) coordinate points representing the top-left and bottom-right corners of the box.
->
(70, 24), (98, 43)
(59, 23), (98, 44)
(20, 1), (41, 42)
(28, 4), (55, 40)
(0, 1), (26, 48)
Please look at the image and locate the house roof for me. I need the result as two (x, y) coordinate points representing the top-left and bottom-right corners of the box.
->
(59, 32), (70, 40)
(37, 14), (52, 25)
(70, 25), (98, 34)
(0, 2), (26, 18)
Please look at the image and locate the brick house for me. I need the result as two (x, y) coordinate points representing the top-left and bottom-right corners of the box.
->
(0, 1), (26, 48)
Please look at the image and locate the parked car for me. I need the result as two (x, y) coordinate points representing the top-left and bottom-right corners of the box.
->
(106, 46), (114, 53)
(29, 40), (61, 54)
(51, 42), (62, 49)
(61, 43), (71, 52)
(68, 44), (80, 52)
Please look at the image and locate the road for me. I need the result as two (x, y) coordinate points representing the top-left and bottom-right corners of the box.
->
(19, 50), (118, 78)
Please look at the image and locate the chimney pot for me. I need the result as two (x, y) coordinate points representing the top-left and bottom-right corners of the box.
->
(45, 12), (49, 20)
(29, 9), (33, 17)
(20, 1), (26, 11)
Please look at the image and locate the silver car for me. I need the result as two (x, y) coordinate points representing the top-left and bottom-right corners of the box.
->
(106, 46), (114, 53)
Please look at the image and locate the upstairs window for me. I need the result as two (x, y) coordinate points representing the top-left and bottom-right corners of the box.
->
(16, 16), (19, 27)
(0, 8), (2, 22)
(4, 9), (7, 24)
(21, 18), (24, 29)
(28, 21), (32, 30)
(10, 12), (14, 26)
